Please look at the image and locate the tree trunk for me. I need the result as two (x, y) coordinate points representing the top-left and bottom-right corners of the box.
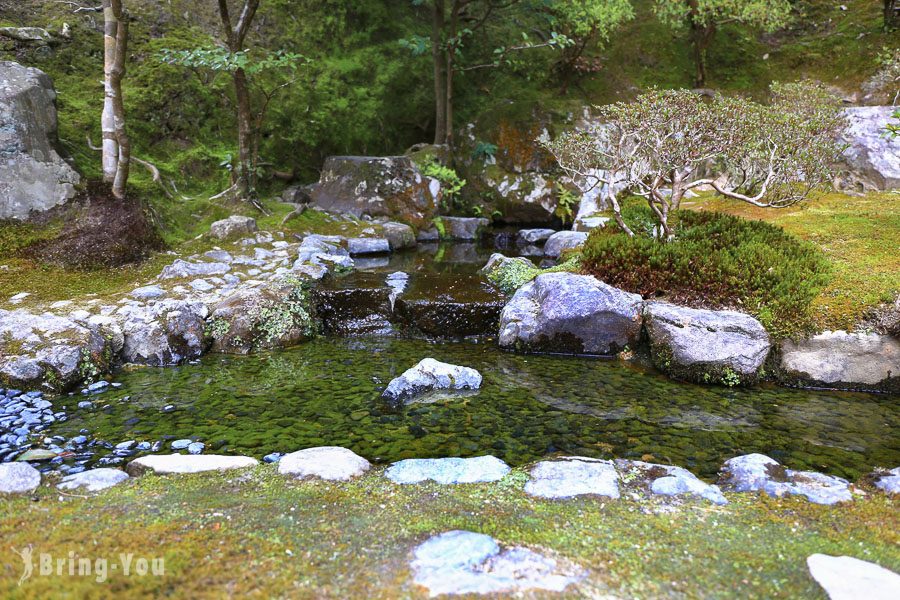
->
(443, 1), (461, 147)
(102, 0), (129, 199)
(233, 67), (254, 199)
(431, 0), (447, 145)
(687, 1), (713, 88)
(887, 0), (899, 29)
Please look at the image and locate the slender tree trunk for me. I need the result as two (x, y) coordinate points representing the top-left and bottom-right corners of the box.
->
(431, 0), (447, 145)
(443, 1), (461, 147)
(233, 67), (254, 198)
(887, 0), (899, 29)
(687, 0), (713, 88)
(102, 0), (129, 199)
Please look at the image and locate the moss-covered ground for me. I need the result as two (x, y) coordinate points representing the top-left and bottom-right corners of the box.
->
(0, 466), (897, 598)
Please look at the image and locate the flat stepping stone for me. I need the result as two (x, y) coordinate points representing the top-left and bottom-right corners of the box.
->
(719, 453), (852, 505)
(807, 554), (900, 600)
(382, 358), (482, 404)
(0, 463), (41, 494)
(616, 459), (727, 505)
(278, 446), (370, 481)
(58, 468), (129, 492)
(412, 530), (583, 596)
(525, 457), (620, 499)
(386, 456), (510, 485)
(126, 454), (258, 476)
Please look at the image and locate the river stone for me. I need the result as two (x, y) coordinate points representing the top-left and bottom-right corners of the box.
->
(525, 457), (620, 499)
(543, 231), (588, 258)
(807, 554), (900, 600)
(126, 454), (258, 476)
(309, 156), (440, 228)
(277, 446), (371, 481)
(131, 285), (166, 300)
(438, 216), (490, 240)
(779, 331), (900, 393)
(517, 229), (556, 244)
(347, 237), (390, 256)
(615, 459), (727, 505)
(480, 253), (537, 295)
(644, 302), (770, 385)
(872, 467), (900, 495)
(58, 468), (129, 492)
(840, 106), (900, 190)
(381, 222), (416, 250)
(159, 259), (231, 280)
(499, 273), (643, 355)
(411, 530), (582, 596)
(293, 234), (353, 273)
(381, 358), (482, 404)
(209, 215), (258, 240)
(719, 454), (852, 505)
(0, 61), (80, 220)
(0, 462), (40, 494)
(118, 299), (209, 366)
(386, 456), (510, 485)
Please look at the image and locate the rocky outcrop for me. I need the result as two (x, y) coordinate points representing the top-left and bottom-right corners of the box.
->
(117, 300), (209, 366)
(543, 231), (588, 259)
(382, 358), (482, 404)
(277, 446), (371, 481)
(644, 303), (771, 385)
(0, 309), (112, 392)
(499, 273), (643, 355)
(779, 331), (900, 393)
(840, 107), (900, 190)
(719, 453), (852, 505)
(0, 62), (79, 220)
(309, 156), (440, 228)
(208, 215), (257, 240)
(479, 169), (559, 223)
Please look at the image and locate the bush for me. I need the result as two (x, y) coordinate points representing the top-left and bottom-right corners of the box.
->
(580, 206), (831, 337)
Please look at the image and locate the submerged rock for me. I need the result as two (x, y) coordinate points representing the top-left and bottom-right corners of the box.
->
(644, 302), (770, 386)
(807, 554), (900, 600)
(411, 530), (583, 596)
(58, 468), (128, 492)
(525, 457), (620, 499)
(208, 215), (258, 240)
(126, 454), (258, 476)
(719, 453), (852, 505)
(543, 231), (588, 258)
(0, 462), (41, 494)
(385, 456), (509, 484)
(499, 273), (642, 355)
(312, 272), (393, 337)
(277, 446), (371, 481)
(779, 331), (900, 393)
(381, 358), (482, 404)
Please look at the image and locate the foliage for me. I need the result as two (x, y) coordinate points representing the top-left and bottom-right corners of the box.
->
(653, 0), (792, 32)
(421, 160), (466, 210)
(158, 47), (305, 75)
(580, 206), (831, 336)
(471, 141), (498, 161)
(554, 187), (579, 226)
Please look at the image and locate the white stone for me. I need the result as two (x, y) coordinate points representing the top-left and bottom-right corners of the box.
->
(807, 554), (900, 600)
(525, 457), (620, 499)
(59, 468), (129, 492)
(382, 358), (482, 403)
(126, 454), (258, 476)
(0, 462), (41, 494)
(386, 456), (510, 485)
(278, 446), (371, 481)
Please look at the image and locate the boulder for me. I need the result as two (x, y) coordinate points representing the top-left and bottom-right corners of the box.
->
(381, 222), (417, 251)
(277, 446), (370, 481)
(517, 229), (556, 244)
(0, 61), (79, 220)
(499, 273), (643, 355)
(381, 358), (482, 404)
(309, 156), (440, 228)
(840, 107), (900, 190)
(719, 453), (852, 505)
(347, 237), (390, 256)
(480, 253), (538, 295)
(524, 457), (620, 499)
(543, 231), (588, 258)
(807, 554), (900, 600)
(126, 454), (258, 475)
(0, 462), (41, 494)
(208, 215), (258, 240)
(644, 302), (771, 385)
(779, 331), (900, 393)
(437, 216), (490, 241)
(58, 468), (129, 492)
(385, 456), (510, 484)
(208, 278), (317, 354)
(872, 467), (900, 495)
(0, 309), (112, 392)
(118, 299), (209, 366)
(479, 170), (559, 223)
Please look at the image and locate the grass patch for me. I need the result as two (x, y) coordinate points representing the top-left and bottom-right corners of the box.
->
(581, 206), (831, 338)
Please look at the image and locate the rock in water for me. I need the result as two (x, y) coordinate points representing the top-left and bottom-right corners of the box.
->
(437, 216), (490, 241)
(347, 237), (391, 256)
(499, 273), (643, 355)
(381, 358), (482, 404)
(277, 446), (371, 481)
(126, 454), (258, 476)
(208, 215), (258, 240)
(840, 106), (900, 190)
(644, 302), (770, 385)
(381, 222), (416, 251)
(0, 463), (41, 494)
(58, 468), (129, 492)
(480, 253), (538, 295)
(0, 61), (80, 220)
(525, 457), (620, 499)
(543, 231), (588, 258)
(719, 453), (852, 505)
(385, 456), (510, 484)
(118, 299), (209, 366)
(807, 554), (900, 600)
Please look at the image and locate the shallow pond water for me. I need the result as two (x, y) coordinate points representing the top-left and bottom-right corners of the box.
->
(47, 337), (899, 480)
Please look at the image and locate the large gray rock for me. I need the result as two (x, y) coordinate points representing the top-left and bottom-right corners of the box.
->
(381, 222), (416, 250)
(0, 309), (111, 392)
(0, 462), (41, 494)
(208, 215), (257, 240)
(499, 273), (643, 355)
(0, 61), (79, 220)
(872, 467), (900, 495)
(644, 302), (771, 385)
(517, 228), (556, 244)
(438, 216), (490, 241)
(58, 468), (129, 492)
(381, 358), (482, 404)
(118, 299), (209, 366)
(543, 231), (588, 258)
(411, 530), (583, 596)
(309, 156), (440, 228)
(277, 446), (371, 481)
(385, 456), (510, 485)
(525, 457), (620, 499)
(347, 237), (390, 256)
(719, 453), (852, 505)
(840, 107), (900, 190)
(126, 454), (258, 476)
(807, 554), (900, 600)
(779, 331), (900, 393)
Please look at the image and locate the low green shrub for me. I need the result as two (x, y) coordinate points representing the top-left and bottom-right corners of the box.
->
(580, 206), (831, 337)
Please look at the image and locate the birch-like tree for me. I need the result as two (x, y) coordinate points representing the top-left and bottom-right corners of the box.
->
(101, 0), (130, 199)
